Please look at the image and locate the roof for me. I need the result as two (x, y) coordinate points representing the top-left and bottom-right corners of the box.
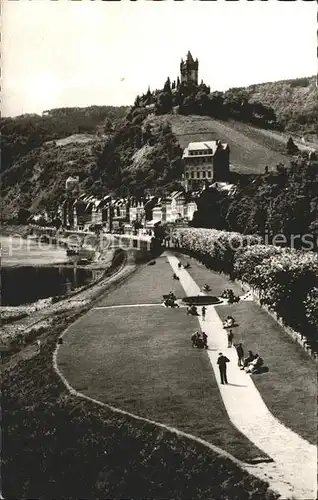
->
(187, 51), (194, 63)
(170, 191), (185, 199)
(183, 141), (229, 158)
(210, 182), (235, 191)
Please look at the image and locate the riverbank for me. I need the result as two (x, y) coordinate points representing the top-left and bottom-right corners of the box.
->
(0, 247), (122, 349)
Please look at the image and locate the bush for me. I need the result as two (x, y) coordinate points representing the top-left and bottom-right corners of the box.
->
(173, 228), (260, 275)
(173, 227), (318, 338)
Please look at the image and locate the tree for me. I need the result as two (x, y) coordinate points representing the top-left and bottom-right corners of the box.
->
(194, 91), (211, 116)
(286, 137), (299, 155)
(17, 208), (31, 224)
(163, 77), (171, 94)
(52, 217), (62, 229)
(155, 92), (173, 115)
(209, 92), (226, 119)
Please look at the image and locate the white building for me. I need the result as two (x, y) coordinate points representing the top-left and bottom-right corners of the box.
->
(65, 175), (79, 193)
(183, 140), (230, 191)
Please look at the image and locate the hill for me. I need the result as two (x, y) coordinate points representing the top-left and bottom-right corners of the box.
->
(146, 114), (291, 174)
(0, 134), (106, 219)
(2, 94), (316, 220)
(243, 76), (317, 139)
(0, 105), (130, 175)
(0, 111), (184, 219)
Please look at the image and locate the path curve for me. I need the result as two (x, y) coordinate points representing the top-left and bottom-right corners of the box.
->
(53, 264), (290, 497)
(165, 251), (317, 500)
(53, 316), (262, 475)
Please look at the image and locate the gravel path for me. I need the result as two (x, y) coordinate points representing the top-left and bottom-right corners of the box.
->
(166, 251), (317, 500)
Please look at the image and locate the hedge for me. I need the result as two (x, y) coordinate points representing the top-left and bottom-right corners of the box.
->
(173, 228), (318, 341)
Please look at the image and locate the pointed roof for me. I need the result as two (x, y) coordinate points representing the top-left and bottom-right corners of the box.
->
(186, 51), (194, 63)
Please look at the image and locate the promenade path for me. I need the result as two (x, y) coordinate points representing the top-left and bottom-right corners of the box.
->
(166, 251), (317, 500)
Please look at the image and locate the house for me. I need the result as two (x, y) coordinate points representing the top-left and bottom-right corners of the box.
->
(59, 198), (76, 228)
(65, 175), (79, 193)
(129, 196), (158, 226)
(170, 191), (186, 221)
(146, 192), (194, 225)
(185, 200), (197, 221)
(182, 140), (230, 191)
(151, 204), (163, 225)
(72, 194), (113, 231)
(129, 199), (145, 225)
(210, 182), (237, 197)
(73, 195), (93, 230)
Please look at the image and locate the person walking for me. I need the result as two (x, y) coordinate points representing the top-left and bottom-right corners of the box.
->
(227, 329), (234, 348)
(217, 352), (230, 384)
(235, 343), (244, 367)
(202, 306), (207, 320)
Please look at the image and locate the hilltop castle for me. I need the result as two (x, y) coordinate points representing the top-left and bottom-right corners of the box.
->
(180, 51), (199, 86)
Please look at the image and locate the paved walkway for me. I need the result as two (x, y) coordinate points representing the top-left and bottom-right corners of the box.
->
(165, 251), (317, 500)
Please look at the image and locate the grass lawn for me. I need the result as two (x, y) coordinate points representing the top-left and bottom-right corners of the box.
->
(216, 301), (317, 445)
(174, 252), (243, 297)
(97, 255), (185, 306)
(3, 310), (278, 500)
(59, 305), (268, 463)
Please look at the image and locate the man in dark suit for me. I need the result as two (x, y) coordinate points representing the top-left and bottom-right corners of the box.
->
(217, 352), (230, 384)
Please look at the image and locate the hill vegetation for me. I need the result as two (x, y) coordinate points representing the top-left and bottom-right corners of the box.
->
(192, 157), (318, 250)
(0, 108), (184, 219)
(244, 76), (317, 138)
(135, 75), (317, 140)
(1, 76), (317, 222)
(148, 114), (290, 174)
(0, 105), (129, 174)
(135, 78), (279, 131)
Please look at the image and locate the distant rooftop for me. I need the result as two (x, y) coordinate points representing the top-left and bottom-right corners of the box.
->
(183, 140), (229, 157)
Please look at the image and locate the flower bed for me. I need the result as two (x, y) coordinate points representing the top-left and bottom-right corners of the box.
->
(173, 228), (318, 345)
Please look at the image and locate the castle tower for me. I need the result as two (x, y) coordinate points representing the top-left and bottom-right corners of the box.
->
(180, 51), (198, 86)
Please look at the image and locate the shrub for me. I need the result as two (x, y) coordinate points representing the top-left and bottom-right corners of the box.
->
(173, 227), (318, 338)
(173, 228), (260, 275)
(233, 245), (293, 283)
(304, 287), (318, 331)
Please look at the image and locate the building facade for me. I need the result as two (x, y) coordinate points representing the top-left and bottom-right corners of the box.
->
(180, 51), (199, 86)
(65, 176), (79, 193)
(182, 140), (230, 191)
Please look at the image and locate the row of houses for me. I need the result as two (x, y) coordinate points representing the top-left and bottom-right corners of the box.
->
(59, 191), (198, 232)
(58, 137), (232, 231)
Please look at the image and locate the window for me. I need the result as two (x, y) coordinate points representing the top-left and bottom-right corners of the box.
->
(207, 170), (212, 178)
(185, 172), (189, 179)
(197, 171), (201, 178)
(202, 171), (206, 178)
(191, 171), (194, 178)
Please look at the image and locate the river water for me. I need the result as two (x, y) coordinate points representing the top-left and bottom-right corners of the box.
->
(0, 236), (95, 306)
(0, 235), (69, 267)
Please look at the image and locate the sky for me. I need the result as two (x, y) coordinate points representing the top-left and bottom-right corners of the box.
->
(2, 0), (317, 117)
